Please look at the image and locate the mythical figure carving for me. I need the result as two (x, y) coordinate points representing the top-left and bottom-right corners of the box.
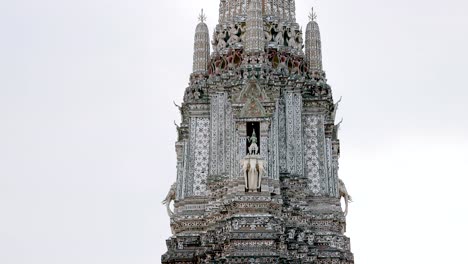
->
(338, 179), (353, 217)
(248, 158), (258, 189)
(248, 130), (259, 155)
(227, 23), (241, 46)
(240, 155), (266, 192)
(214, 29), (227, 51)
(273, 22), (285, 46)
(264, 24), (273, 42)
(162, 183), (176, 217)
(307, 234), (315, 245)
(294, 30), (304, 50)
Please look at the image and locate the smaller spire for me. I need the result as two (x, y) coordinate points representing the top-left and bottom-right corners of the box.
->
(198, 9), (207, 23)
(308, 7), (317, 22)
(305, 6), (323, 71)
(192, 8), (210, 74)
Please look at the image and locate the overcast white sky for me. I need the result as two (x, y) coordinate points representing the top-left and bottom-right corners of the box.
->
(0, 0), (467, 263)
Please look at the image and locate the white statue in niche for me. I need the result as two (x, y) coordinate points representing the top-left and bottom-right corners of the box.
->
(248, 158), (258, 189)
(247, 130), (259, 155)
(338, 179), (353, 217)
(240, 155), (266, 192)
(162, 183), (176, 217)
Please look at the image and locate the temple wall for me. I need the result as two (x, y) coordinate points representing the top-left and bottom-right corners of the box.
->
(285, 92), (304, 176)
(303, 114), (327, 195)
(185, 117), (210, 197)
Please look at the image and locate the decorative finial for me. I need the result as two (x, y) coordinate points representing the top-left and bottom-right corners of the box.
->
(198, 9), (207, 23)
(308, 7), (317, 21)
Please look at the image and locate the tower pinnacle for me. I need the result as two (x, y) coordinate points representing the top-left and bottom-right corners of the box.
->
(305, 7), (323, 71)
(308, 7), (317, 21)
(192, 9), (210, 74)
(198, 9), (207, 23)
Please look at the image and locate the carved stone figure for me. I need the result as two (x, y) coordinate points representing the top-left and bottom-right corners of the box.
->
(240, 155), (265, 192)
(286, 27), (294, 47)
(339, 179), (353, 217)
(248, 130), (259, 155)
(162, 183), (176, 217)
(227, 23), (241, 45)
(216, 30), (227, 50)
(295, 30), (304, 50)
(241, 158), (250, 189)
(264, 24), (272, 42)
(273, 22), (284, 46)
(232, 220), (240, 230)
(248, 158), (258, 190)
(297, 232), (305, 242)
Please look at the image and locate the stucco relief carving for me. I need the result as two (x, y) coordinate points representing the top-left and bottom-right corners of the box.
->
(162, 183), (176, 218)
(339, 179), (353, 217)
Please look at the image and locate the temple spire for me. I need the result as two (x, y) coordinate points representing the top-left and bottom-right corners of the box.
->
(244, 0), (264, 54)
(192, 9), (210, 74)
(305, 7), (323, 71)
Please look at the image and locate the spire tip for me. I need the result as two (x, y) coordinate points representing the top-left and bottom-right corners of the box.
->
(198, 9), (207, 23)
(309, 7), (317, 21)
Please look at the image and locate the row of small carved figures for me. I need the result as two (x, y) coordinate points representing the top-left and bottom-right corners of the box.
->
(209, 49), (309, 75)
(212, 22), (304, 51)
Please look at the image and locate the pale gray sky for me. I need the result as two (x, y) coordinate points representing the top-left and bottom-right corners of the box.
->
(0, 0), (467, 263)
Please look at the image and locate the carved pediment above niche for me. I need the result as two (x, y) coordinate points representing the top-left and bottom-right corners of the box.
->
(240, 97), (267, 118)
(236, 80), (269, 103)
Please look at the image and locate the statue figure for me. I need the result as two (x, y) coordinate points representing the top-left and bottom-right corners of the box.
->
(297, 232), (305, 242)
(226, 49), (236, 69)
(286, 27), (294, 47)
(295, 30), (304, 50)
(227, 23), (240, 46)
(288, 229), (296, 239)
(232, 220), (240, 230)
(240, 158), (250, 189)
(247, 130), (259, 155)
(264, 24), (273, 42)
(216, 30), (227, 50)
(273, 22), (285, 46)
(162, 183), (176, 217)
(240, 156), (266, 192)
(338, 179), (353, 217)
(248, 158), (258, 190)
(291, 57), (301, 74)
(239, 23), (247, 43)
(277, 52), (289, 73)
